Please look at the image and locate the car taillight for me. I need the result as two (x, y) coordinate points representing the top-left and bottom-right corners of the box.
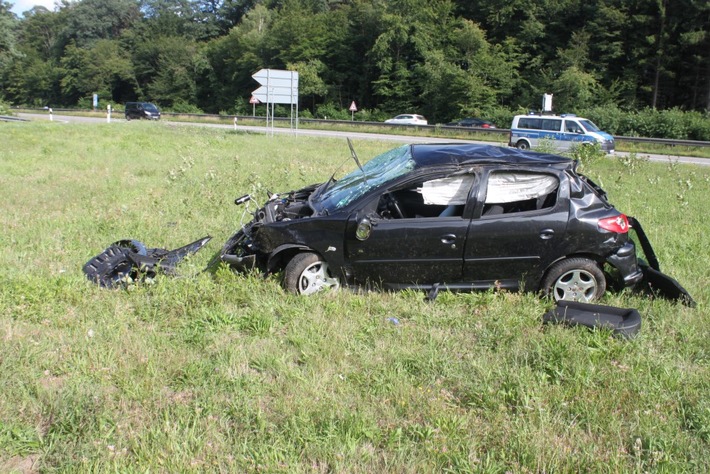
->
(598, 214), (629, 233)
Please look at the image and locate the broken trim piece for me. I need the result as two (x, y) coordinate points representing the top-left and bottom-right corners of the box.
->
(83, 236), (211, 288)
(543, 300), (642, 338)
(628, 216), (695, 307)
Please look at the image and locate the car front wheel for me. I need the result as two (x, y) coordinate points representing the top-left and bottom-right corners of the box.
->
(541, 257), (606, 302)
(283, 252), (340, 295)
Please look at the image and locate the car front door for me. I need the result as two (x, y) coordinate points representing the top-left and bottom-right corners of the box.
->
(345, 174), (478, 289)
(562, 119), (587, 148)
(462, 169), (569, 290)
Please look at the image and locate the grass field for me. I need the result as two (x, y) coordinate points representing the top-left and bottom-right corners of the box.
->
(1, 121), (708, 472)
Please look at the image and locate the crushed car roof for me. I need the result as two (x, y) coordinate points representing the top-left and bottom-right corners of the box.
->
(410, 144), (573, 168)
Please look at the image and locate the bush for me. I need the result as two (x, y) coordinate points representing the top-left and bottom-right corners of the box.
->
(315, 102), (350, 120)
(686, 111), (710, 141)
(353, 108), (389, 122)
(169, 101), (204, 114)
(480, 106), (518, 129)
(550, 105), (710, 141)
(578, 104), (626, 135)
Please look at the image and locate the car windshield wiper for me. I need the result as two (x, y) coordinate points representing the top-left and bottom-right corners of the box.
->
(314, 175), (336, 201)
(347, 137), (364, 173)
(311, 139), (364, 203)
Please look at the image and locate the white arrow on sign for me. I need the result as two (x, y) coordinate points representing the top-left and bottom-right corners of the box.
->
(252, 68), (299, 82)
(251, 76), (299, 89)
(251, 86), (298, 104)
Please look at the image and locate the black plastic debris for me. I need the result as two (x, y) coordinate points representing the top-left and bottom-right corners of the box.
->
(628, 216), (695, 307)
(83, 236), (211, 288)
(543, 300), (642, 338)
(638, 262), (696, 308)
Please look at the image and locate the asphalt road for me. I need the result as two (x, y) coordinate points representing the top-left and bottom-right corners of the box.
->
(17, 112), (710, 167)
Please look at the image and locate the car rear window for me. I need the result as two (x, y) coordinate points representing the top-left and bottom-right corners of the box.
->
(482, 171), (559, 215)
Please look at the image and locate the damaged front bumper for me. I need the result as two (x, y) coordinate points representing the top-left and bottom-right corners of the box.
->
(83, 236), (211, 288)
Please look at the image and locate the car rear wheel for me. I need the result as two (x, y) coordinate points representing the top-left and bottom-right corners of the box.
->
(283, 252), (340, 295)
(515, 140), (530, 150)
(542, 258), (606, 302)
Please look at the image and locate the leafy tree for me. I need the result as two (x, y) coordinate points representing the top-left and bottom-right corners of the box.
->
(416, 19), (518, 122)
(140, 0), (221, 40)
(0, 1), (19, 71)
(201, 4), (274, 112)
(61, 0), (141, 46)
(138, 36), (207, 107)
(2, 49), (61, 105)
(369, 0), (445, 114)
(2, 0), (708, 115)
(550, 66), (600, 112)
(15, 5), (66, 60)
(287, 59), (327, 113)
(60, 39), (137, 104)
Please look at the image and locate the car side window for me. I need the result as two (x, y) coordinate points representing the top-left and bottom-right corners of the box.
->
(565, 120), (582, 133)
(377, 174), (476, 219)
(482, 172), (558, 216)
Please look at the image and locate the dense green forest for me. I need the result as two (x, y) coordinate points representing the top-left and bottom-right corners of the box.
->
(1, 0), (709, 125)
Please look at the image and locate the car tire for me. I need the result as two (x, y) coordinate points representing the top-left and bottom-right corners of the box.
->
(541, 257), (606, 302)
(515, 140), (530, 150)
(283, 252), (340, 295)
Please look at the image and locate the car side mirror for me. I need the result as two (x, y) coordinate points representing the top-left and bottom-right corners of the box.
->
(355, 217), (372, 241)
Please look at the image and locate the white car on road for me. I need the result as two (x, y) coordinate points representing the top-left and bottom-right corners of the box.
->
(385, 114), (428, 125)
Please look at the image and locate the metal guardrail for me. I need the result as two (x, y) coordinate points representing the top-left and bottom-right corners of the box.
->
(13, 108), (710, 148)
(0, 115), (28, 122)
(218, 115), (710, 148)
(612, 135), (710, 148)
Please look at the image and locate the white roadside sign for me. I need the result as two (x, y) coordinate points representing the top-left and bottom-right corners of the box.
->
(251, 69), (299, 105)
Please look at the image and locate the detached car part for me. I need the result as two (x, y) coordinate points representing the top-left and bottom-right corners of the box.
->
(83, 236), (211, 288)
(628, 216), (695, 307)
(543, 300), (642, 339)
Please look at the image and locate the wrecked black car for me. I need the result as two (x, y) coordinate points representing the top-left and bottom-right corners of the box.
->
(215, 142), (690, 303)
(84, 141), (693, 306)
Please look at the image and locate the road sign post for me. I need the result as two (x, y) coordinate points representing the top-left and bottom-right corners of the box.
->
(249, 96), (259, 117)
(349, 101), (357, 121)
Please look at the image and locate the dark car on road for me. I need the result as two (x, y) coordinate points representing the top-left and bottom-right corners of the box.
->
(447, 118), (496, 128)
(218, 143), (650, 302)
(125, 102), (161, 120)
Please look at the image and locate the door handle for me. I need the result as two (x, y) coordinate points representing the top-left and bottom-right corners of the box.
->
(539, 229), (555, 240)
(441, 234), (456, 244)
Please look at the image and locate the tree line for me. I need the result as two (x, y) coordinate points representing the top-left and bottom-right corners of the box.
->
(1, 0), (709, 126)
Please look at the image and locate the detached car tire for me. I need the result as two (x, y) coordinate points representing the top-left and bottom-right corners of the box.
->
(283, 252), (340, 295)
(542, 257), (606, 302)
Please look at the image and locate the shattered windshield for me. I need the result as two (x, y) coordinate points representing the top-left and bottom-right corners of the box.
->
(311, 145), (416, 213)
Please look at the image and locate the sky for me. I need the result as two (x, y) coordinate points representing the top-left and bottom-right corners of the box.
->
(10, 0), (58, 16)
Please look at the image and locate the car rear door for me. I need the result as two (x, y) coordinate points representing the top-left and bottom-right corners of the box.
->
(462, 169), (568, 290)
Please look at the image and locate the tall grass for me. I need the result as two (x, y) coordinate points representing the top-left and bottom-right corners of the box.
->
(1, 122), (708, 472)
